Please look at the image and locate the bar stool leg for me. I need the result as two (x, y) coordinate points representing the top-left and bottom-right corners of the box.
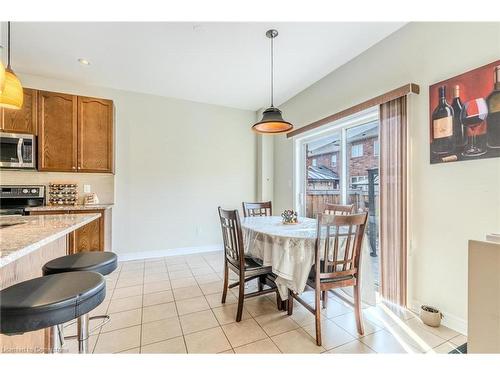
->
(57, 324), (65, 347)
(49, 325), (62, 353)
(77, 313), (90, 354)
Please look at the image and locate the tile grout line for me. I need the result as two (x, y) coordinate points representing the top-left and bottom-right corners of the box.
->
(166, 256), (189, 354)
(191, 256), (233, 353)
(137, 259), (146, 353)
(92, 262), (122, 353)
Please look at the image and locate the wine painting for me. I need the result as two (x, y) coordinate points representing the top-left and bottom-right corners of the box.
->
(429, 60), (500, 164)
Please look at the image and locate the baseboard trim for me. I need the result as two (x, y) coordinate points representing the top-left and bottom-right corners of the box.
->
(410, 299), (467, 335)
(117, 244), (222, 262)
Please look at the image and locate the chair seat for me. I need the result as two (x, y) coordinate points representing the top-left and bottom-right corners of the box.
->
(228, 256), (267, 270)
(307, 274), (354, 285)
(42, 252), (118, 276)
(244, 256), (265, 269)
(308, 261), (355, 285)
(0, 271), (106, 335)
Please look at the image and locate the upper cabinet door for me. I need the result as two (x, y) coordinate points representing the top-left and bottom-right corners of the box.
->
(1, 88), (38, 134)
(38, 91), (78, 171)
(77, 96), (114, 173)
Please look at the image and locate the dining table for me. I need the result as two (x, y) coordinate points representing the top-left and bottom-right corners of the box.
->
(240, 215), (376, 306)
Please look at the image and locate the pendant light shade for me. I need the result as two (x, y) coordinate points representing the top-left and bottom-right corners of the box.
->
(252, 29), (293, 135)
(0, 22), (23, 110)
(0, 67), (23, 109)
(252, 107), (293, 133)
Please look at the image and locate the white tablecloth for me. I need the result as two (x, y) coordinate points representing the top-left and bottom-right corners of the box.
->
(241, 216), (376, 305)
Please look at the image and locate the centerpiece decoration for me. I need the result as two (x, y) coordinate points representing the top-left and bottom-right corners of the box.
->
(281, 209), (298, 225)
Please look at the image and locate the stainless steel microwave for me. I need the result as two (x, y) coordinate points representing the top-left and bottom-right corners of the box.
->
(0, 132), (36, 169)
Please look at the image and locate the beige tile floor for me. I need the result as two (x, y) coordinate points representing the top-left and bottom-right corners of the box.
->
(61, 251), (467, 354)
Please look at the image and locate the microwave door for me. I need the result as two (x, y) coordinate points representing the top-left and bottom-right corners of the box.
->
(0, 133), (35, 169)
(0, 136), (22, 167)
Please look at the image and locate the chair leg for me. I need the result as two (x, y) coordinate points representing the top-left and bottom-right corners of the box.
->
(322, 290), (328, 309)
(258, 278), (263, 292)
(221, 262), (229, 304)
(287, 290), (294, 316)
(353, 284), (364, 336)
(236, 275), (245, 322)
(315, 288), (322, 346)
(275, 292), (281, 310)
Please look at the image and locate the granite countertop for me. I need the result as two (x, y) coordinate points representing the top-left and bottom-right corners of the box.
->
(0, 213), (101, 267)
(25, 204), (113, 212)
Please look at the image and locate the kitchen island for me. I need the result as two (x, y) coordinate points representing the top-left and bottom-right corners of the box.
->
(0, 213), (102, 353)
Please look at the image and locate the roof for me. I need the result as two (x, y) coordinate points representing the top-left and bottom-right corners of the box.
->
(307, 121), (379, 157)
(308, 142), (340, 157)
(307, 166), (339, 181)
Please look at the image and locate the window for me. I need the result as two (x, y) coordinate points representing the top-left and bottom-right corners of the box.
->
(350, 176), (368, 185)
(331, 154), (337, 166)
(351, 144), (363, 157)
(311, 158), (317, 167)
(374, 140), (380, 156)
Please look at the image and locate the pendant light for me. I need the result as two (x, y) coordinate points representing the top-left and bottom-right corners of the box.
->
(0, 22), (23, 110)
(252, 29), (293, 134)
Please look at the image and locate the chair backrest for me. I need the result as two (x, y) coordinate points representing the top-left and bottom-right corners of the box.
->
(242, 201), (272, 217)
(218, 207), (244, 267)
(314, 212), (368, 282)
(324, 203), (354, 216)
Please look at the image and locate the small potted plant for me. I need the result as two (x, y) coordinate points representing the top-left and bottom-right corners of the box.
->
(420, 305), (443, 327)
(281, 209), (298, 224)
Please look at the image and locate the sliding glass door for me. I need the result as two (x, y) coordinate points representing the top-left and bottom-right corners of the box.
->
(294, 108), (380, 288)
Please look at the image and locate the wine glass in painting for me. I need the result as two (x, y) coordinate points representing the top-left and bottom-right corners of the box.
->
(461, 98), (489, 157)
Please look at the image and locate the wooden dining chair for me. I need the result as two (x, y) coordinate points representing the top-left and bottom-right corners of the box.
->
(242, 201), (272, 217)
(287, 212), (368, 346)
(218, 207), (281, 322)
(321, 203), (355, 306)
(324, 203), (354, 216)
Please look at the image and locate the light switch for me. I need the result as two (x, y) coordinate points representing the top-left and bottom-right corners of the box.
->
(83, 184), (91, 193)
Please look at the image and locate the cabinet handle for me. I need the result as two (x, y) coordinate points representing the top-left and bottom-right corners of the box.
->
(72, 166), (76, 170)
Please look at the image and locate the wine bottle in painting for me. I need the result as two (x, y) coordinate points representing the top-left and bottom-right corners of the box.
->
(451, 85), (466, 149)
(431, 86), (454, 155)
(486, 65), (500, 148)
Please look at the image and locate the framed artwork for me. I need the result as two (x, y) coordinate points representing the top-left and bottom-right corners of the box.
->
(429, 60), (500, 164)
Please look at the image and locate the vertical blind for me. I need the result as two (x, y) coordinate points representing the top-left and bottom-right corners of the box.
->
(379, 96), (408, 306)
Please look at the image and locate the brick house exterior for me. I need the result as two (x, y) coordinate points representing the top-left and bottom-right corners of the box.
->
(307, 130), (378, 190)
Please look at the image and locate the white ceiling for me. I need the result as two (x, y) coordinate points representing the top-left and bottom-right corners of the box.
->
(2, 22), (405, 110)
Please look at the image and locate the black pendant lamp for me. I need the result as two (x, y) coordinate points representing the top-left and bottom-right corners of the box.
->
(252, 29), (293, 134)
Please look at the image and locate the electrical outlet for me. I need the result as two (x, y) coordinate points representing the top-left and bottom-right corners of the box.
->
(83, 184), (91, 193)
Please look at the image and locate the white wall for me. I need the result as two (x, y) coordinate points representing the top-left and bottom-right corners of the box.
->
(271, 22), (500, 333)
(1, 73), (257, 257)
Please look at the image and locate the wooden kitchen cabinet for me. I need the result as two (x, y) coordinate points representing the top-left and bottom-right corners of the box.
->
(0, 88), (38, 134)
(29, 208), (112, 253)
(70, 210), (104, 253)
(37, 91), (78, 172)
(77, 96), (114, 173)
(36, 90), (114, 173)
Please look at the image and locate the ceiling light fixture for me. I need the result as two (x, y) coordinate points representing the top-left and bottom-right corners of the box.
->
(252, 29), (293, 135)
(0, 22), (23, 110)
(78, 58), (91, 66)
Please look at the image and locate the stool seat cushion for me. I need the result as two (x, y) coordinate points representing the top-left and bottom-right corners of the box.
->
(0, 271), (105, 335)
(43, 252), (117, 276)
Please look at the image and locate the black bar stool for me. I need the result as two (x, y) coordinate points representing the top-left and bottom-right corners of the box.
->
(42, 252), (118, 350)
(0, 271), (105, 354)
